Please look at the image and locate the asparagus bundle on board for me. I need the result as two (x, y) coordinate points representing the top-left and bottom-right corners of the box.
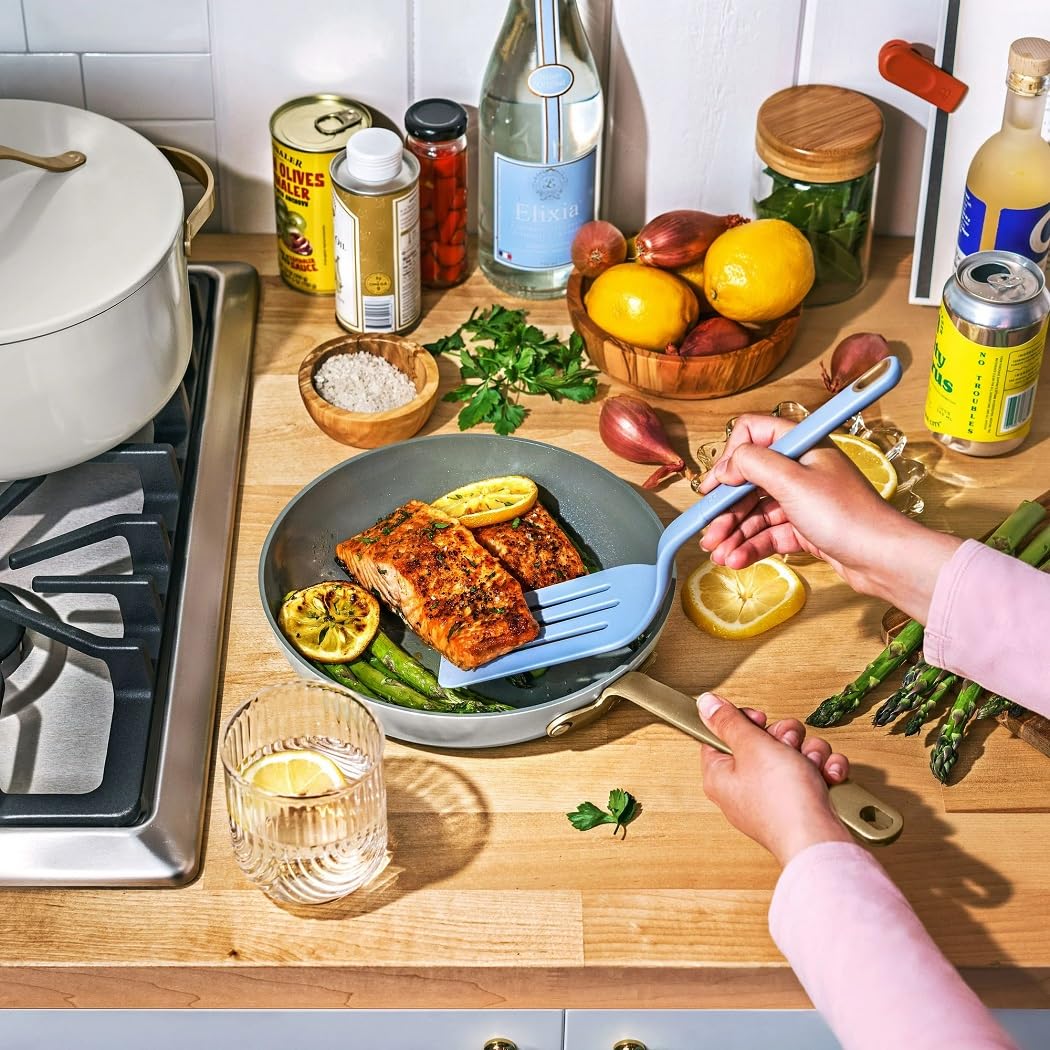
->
(806, 501), (1046, 730)
(804, 499), (1050, 784)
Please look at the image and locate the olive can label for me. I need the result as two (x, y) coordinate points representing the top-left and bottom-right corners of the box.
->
(924, 304), (1048, 442)
(333, 185), (421, 333)
(273, 140), (337, 294)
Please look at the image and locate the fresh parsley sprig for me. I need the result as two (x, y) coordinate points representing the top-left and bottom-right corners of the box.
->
(567, 788), (640, 838)
(424, 305), (599, 436)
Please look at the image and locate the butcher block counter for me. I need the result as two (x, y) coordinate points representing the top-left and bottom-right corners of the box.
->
(2, 235), (1049, 1012)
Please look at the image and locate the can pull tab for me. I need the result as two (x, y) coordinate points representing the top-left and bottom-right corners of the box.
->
(314, 108), (365, 137)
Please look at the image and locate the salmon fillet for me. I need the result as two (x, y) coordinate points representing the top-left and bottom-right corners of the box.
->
(474, 502), (587, 590)
(335, 499), (538, 670)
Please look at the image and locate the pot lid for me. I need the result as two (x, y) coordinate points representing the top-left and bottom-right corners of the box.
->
(0, 99), (185, 345)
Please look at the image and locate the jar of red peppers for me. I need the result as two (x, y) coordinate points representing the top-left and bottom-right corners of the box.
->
(405, 98), (469, 287)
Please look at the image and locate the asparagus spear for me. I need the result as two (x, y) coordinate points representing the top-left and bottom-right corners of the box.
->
(313, 659), (382, 700)
(369, 631), (489, 707)
(903, 673), (958, 736)
(806, 501), (1044, 728)
(976, 693), (1010, 720)
(1017, 521), (1050, 566)
(350, 659), (446, 710)
(930, 679), (984, 783)
(872, 661), (943, 727)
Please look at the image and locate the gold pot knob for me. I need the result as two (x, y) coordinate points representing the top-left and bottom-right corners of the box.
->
(613, 1041), (649, 1050)
(484, 1040), (518, 1050)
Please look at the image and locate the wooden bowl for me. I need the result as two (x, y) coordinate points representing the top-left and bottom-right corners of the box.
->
(298, 334), (440, 448)
(567, 270), (801, 400)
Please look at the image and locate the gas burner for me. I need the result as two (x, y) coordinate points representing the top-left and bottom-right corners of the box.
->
(0, 586), (28, 691)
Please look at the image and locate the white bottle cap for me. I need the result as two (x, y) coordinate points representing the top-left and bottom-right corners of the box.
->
(345, 128), (404, 183)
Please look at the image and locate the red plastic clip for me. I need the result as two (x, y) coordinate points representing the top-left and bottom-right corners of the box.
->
(878, 39), (968, 112)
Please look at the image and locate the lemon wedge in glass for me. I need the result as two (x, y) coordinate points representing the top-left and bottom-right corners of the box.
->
(431, 474), (538, 528)
(830, 433), (898, 500)
(682, 557), (806, 640)
(242, 749), (346, 797)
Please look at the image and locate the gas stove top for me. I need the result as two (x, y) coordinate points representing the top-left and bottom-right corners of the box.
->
(0, 262), (257, 885)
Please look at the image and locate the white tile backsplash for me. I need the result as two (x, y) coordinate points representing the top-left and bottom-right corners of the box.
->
(83, 53), (214, 120)
(24, 0), (209, 53)
(209, 0), (411, 233)
(0, 0), (25, 51)
(0, 52), (83, 107)
(0, 0), (940, 236)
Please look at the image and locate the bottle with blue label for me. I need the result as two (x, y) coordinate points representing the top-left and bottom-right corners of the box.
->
(955, 38), (1050, 271)
(478, 0), (603, 298)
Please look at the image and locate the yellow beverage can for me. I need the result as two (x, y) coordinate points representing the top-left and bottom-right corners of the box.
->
(924, 251), (1050, 456)
(270, 95), (371, 295)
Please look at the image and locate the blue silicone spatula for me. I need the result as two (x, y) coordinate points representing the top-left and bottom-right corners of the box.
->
(438, 356), (903, 688)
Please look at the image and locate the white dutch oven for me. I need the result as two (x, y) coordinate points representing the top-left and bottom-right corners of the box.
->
(0, 99), (214, 481)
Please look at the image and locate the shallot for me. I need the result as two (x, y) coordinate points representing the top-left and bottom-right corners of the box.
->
(599, 394), (692, 489)
(571, 220), (628, 277)
(673, 316), (752, 357)
(820, 332), (891, 393)
(635, 210), (748, 269)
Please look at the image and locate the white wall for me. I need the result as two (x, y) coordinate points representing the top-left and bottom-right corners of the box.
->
(0, 0), (941, 237)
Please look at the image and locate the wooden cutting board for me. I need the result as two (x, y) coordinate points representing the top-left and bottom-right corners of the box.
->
(882, 490), (1050, 759)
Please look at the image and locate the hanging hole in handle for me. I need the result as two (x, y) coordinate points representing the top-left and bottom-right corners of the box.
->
(851, 357), (895, 391)
(860, 804), (895, 831)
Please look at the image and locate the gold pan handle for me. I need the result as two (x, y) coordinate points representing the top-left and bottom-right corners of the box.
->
(601, 672), (904, 846)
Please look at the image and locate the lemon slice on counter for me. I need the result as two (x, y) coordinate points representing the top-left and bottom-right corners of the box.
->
(682, 557), (806, 640)
(830, 433), (898, 500)
(277, 581), (379, 663)
(431, 475), (539, 528)
(242, 749), (346, 797)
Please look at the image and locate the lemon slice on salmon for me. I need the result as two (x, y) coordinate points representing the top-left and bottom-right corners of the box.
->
(277, 581), (379, 663)
(830, 433), (898, 500)
(431, 475), (538, 528)
(682, 557), (806, 639)
(242, 749), (346, 797)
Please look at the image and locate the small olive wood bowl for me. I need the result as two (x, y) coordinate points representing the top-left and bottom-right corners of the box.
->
(567, 270), (801, 400)
(298, 334), (440, 449)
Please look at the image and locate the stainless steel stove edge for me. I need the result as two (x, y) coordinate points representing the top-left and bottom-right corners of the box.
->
(0, 262), (258, 886)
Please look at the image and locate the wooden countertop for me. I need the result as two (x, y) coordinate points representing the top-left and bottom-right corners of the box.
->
(3, 235), (1050, 1010)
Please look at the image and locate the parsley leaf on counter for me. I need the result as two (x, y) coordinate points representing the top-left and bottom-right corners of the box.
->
(424, 305), (599, 435)
(567, 789), (640, 838)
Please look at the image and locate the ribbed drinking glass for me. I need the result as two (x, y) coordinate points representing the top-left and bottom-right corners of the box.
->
(221, 682), (387, 904)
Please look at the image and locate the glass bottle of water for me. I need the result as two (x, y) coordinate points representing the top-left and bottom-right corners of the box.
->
(478, 0), (604, 299)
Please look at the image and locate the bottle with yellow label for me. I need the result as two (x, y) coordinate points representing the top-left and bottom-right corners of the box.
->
(925, 250), (1049, 456)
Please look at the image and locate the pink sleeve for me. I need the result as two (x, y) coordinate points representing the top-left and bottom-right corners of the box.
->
(770, 841), (1016, 1050)
(924, 539), (1050, 714)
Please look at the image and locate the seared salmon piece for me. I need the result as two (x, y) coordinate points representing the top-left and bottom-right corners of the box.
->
(335, 500), (538, 670)
(474, 502), (586, 590)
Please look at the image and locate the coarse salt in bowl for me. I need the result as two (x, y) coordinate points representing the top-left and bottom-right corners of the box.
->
(298, 335), (440, 449)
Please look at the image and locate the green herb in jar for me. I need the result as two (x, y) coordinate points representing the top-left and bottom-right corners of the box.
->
(755, 167), (876, 305)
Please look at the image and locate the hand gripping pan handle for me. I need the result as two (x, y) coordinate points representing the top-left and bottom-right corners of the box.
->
(601, 672), (904, 845)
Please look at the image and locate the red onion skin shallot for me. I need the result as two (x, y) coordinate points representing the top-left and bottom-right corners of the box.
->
(599, 394), (693, 489)
(635, 210), (749, 269)
(820, 332), (891, 393)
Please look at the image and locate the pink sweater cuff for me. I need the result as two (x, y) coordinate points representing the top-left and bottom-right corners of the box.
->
(925, 538), (1050, 713)
(770, 841), (1015, 1049)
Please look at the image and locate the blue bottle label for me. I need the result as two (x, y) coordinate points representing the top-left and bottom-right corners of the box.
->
(996, 202), (1050, 263)
(957, 186), (1050, 265)
(492, 150), (597, 271)
(956, 186), (986, 257)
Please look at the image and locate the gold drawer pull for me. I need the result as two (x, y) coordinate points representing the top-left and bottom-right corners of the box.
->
(614, 1041), (649, 1050)
(484, 1040), (518, 1050)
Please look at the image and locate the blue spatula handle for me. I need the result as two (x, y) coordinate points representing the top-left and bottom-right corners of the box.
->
(654, 356), (903, 584)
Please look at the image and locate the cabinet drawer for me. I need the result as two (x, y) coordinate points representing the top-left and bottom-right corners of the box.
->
(0, 1010), (564, 1050)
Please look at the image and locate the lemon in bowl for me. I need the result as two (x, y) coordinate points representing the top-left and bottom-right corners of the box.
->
(703, 219), (815, 323)
(584, 262), (699, 350)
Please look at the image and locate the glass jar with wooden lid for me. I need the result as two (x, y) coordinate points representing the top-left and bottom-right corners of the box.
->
(753, 85), (884, 306)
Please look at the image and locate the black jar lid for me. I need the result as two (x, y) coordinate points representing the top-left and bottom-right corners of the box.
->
(404, 98), (468, 142)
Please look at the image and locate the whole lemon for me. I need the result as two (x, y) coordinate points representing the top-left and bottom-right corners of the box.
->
(703, 219), (815, 323)
(585, 263), (699, 350)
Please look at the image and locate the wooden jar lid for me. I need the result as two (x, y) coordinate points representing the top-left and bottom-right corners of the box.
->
(756, 84), (884, 183)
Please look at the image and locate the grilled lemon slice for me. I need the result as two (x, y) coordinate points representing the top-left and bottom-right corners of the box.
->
(242, 749), (345, 797)
(682, 557), (806, 640)
(431, 475), (538, 528)
(277, 581), (379, 663)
